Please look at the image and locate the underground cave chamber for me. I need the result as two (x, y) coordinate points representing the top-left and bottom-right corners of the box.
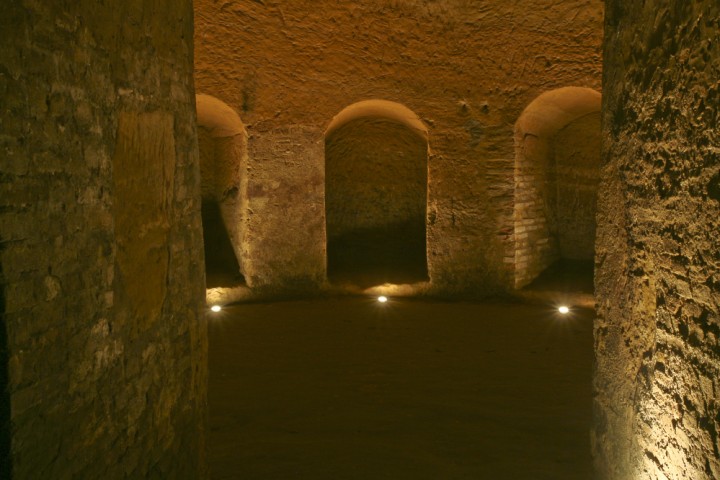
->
(325, 100), (430, 288)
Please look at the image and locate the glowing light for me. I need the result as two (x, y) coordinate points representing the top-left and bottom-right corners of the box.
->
(211, 305), (222, 312)
(558, 306), (570, 314)
(377, 296), (388, 303)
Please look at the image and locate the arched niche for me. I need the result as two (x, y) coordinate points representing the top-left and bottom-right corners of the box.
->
(513, 87), (601, 289)
(325, 100), (430, 288)
(196, 94), (249, 288)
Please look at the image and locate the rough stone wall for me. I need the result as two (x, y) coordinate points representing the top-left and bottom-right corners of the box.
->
(594, 2), (720, 479)
(0, 258), (8, 478)
(554, 112), (601, 261)
(194, 0), (604, 296)
(0, 1), (207, 478)
(246, 127), (326, 292)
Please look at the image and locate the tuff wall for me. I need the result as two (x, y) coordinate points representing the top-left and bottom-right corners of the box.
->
(194, 0), (604, 296)
(554, 111), (601, 261)
(594, 2), (720, 478)
(0, 1), (207, 478)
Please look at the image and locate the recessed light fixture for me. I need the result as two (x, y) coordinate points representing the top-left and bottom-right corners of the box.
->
(211, 305), (222, 312)
(558, 305), (570, 314)
(378, 296), (388, 303)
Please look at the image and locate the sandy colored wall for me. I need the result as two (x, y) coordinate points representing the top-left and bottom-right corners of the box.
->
(0, 1), (207, 478)
(198, 127), (247, 284)
(326, 119), (427, 239)
(199, 127), (218, 200)
(194, 0), (604, 296)
(554, 112), (601, 261)
(594, 2), (720, 478)
(246, 127), (326, 291)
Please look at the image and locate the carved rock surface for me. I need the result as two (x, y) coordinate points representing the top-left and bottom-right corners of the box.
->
(594, 2), (720, 479)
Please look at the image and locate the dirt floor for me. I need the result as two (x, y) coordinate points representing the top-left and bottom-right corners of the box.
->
(208, 298), (594, 479)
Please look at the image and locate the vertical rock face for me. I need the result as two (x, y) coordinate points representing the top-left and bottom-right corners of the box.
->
(245, 126), (327, 291)
(194, 0), (604, 296)
(595, 2), (720, 479)
(0, 1), (207, 478)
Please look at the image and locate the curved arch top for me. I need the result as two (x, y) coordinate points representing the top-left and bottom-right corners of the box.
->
(196, 94), (246, 138)
(516, 87), (601, 139)
(325, 99), (428, 139)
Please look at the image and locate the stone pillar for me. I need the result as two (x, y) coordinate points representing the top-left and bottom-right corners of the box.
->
(594, 2), (720, 478)
(246, 127), (326, 292)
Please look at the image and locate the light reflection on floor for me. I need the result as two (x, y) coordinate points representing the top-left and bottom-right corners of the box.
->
(208, 298), (594, 479)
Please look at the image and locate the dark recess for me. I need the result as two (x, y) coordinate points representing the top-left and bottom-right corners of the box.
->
(327, 219), (428, 288)
(201, 201), (245, 288)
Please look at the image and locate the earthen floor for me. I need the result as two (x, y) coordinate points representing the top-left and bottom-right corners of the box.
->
(208, 298), (594, 479)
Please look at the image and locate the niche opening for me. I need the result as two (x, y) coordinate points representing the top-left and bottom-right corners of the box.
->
(325, 100), (429, 288)
(196, 94), (248, 290)
(514, 87), (601, 292)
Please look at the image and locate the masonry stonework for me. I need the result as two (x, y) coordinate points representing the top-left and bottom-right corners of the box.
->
(10, 1), (719, 478)
(555, 112), (601, 261)
(0, 1), (207, 477)
(513, 87), (601, 288)
(246, 127), (326, 293)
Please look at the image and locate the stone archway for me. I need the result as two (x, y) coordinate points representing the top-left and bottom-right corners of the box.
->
(513, 87), (602, 289)
(325, 100), (430, 288)
(195, 94), (249, 288)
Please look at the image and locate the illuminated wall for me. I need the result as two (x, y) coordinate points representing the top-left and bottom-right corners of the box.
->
(194, 0), (604, 296)
(593, 2), (720, 478)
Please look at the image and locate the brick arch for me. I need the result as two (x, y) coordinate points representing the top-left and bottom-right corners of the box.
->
(326, 99), (429, 140)
(513, 87), (601, 289)
(324, 100), (430, 288)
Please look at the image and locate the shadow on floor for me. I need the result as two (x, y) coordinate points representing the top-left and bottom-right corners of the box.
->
(516, 259), (595, 308)
(327, 221), (428, 289)
(524, 260), (594, 294)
